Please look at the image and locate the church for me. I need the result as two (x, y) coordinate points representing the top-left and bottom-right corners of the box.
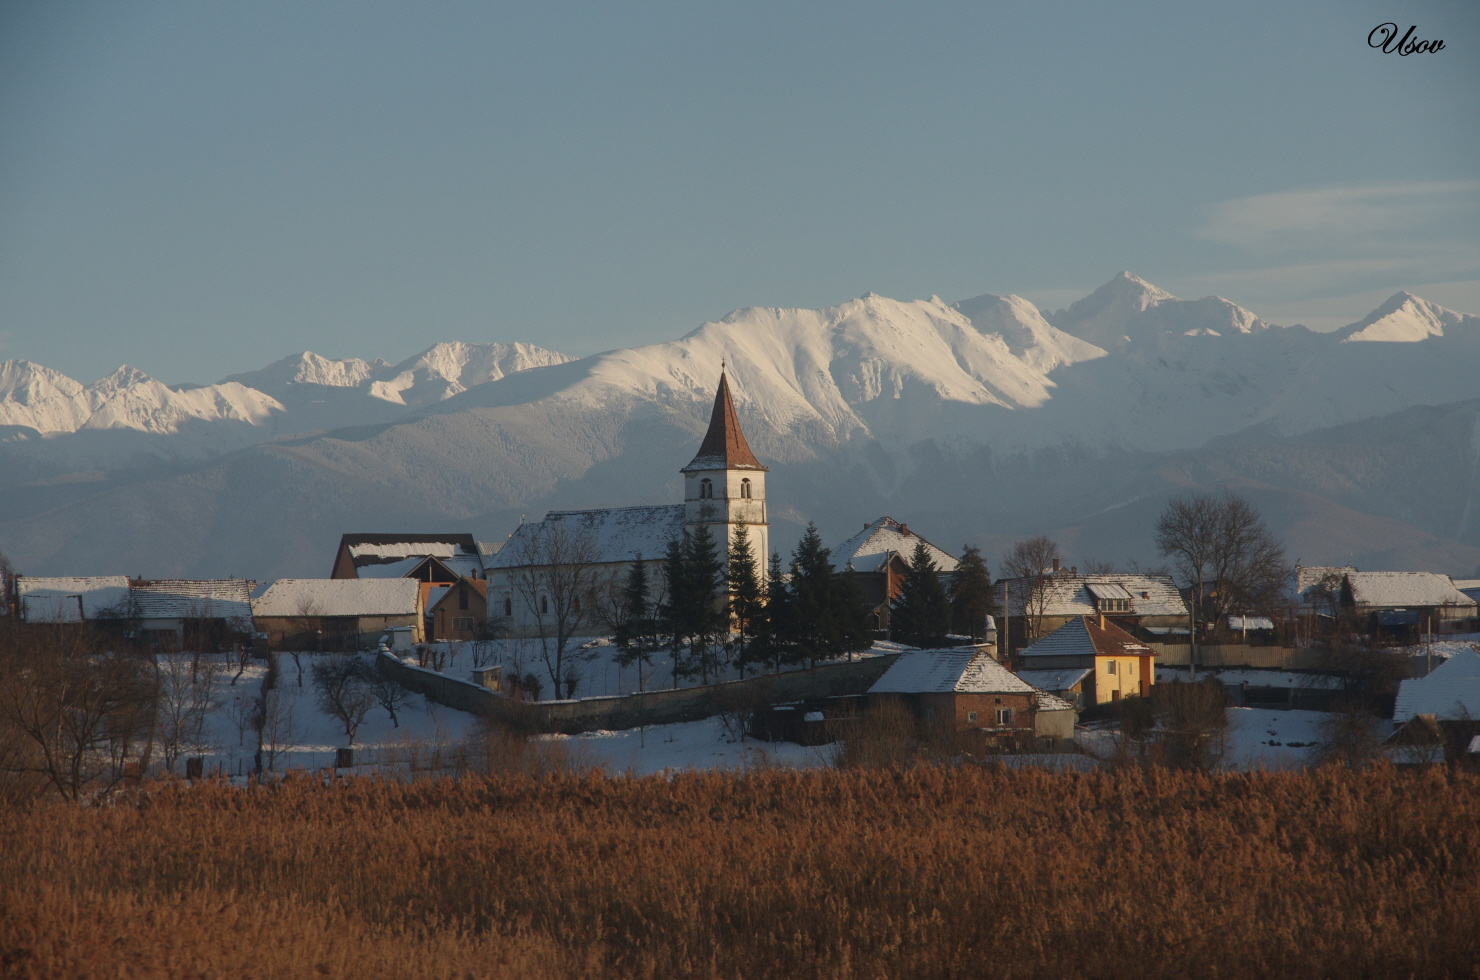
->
(486, 370), (769, 639)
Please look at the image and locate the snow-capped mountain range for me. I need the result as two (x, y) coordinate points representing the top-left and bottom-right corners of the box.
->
(3, 273), (1475, 454)
(2, 273), (1479, 580)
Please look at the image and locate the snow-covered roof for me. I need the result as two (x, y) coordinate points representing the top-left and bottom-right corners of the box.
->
(355, 553), (484, 580)
(1345, 572), (1475, 609)
(999, 573), (1186, 618)
(1393, 649), (1480, 723)
(1016, 667), (1092, 692)
(870, 648), (1036, 695)
(17, 576), (131, 622)
(349, 541), (459, 560)
(1086, 582), (1132, 601)
(1296, 565), (1357, 594)
(833, 516), (958, 574)
(1035, 691), (1077, 712)
(487, 505), (687, 569)
(252, 578), (420, 618)
(425, 585), (451, 613)
(1228, 615), (1275, 630)
(132, 579), (253, 620)
(1019, 615), (1155, 660)
(1454, 579), (1480, 604)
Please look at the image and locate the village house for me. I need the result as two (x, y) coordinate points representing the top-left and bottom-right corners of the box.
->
(832, 517), (958, 632)
(251, 578), (423, 650)
(1386, 650), (1480, 765)
(1296, 566), (1478, 638)
(1017, 615), (1156, 706)
(330, 533), (485, 582)
(996, 566), (1188, 651)
(15, 575), (131, 623)
(426, 576), (489, 642)
(867, 647), (1078, 741)
(129, 578), (255, 651)
(487, 371), (768, 640)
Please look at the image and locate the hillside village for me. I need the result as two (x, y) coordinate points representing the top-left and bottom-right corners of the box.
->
(5, 369), (1478, 780)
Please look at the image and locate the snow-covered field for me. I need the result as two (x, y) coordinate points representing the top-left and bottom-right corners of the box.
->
(170, 647), (1361, 781)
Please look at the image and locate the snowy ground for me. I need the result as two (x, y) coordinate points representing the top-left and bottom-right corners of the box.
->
(420, 636), (896, 700)
(1222, 708), (1329, 771)
(1077, 707), (1332, 771)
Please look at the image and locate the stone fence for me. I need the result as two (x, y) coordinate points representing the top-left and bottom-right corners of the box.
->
(377, 651), (901, 735)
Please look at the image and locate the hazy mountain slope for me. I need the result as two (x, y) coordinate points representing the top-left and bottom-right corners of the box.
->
(4, 275), (1479, 579)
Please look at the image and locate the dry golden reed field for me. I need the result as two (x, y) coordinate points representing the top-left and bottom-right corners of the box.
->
(3, 765), (1479, 980)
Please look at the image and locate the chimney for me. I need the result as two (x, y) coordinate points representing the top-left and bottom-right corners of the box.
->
(1070, 566), (1077, 575)
(1099, 612), (1106, 629)
(1052, 558), (1060, 573)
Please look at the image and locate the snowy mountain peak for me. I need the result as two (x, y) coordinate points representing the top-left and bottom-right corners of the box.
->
(1047, 272), (1273, 348)
(223, 351), (387, 389)
(367, 341), (575, 407)
(1337, 291), (1478, 343)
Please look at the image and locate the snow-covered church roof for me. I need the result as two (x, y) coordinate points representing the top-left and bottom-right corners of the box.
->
(486, 505), (688, 569)
(833, 517), (958, 574)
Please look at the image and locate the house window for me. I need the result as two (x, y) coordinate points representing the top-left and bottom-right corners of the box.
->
(1128, 661), (1135, 675)
(995, 707), (1014, 726)
(741, 478), (751, 499)
(1106, 660), (1116, 675)
(540, 595), (548, 615)
(700, 478), (713, 499)
(967, 711), (978, 723)
(453, 617), (474, 632)
(459, 586), (469, 610)
(503, 597), (512, 617)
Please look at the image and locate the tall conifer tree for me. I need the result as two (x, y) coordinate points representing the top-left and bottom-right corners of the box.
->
(727, 524), (763, 673)
(949, 545), (995, 641)
(890, 540), (952, 648)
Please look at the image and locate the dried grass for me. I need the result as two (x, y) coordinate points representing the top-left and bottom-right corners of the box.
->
(3, 765), (1479, 979)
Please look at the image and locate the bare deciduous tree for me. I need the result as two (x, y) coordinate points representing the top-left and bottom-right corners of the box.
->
(156, 654), (221, 774)
(311, 655), (375, 744)
(0, 626), (156, 800)
(508, 523), (601, 700)
(1001, 536), (1062, 640)
(255, 686), (299, 772)
(1154, 491), (1288, 638)
(368, 668), (413, 728)
(285, 598), (324, 686)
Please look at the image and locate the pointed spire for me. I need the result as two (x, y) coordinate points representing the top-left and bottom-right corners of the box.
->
(682, 369), (767, 472)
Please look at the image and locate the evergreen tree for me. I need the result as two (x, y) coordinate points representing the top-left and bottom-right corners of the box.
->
(787, 523), (835, 667)
(949, 545), (995, 641)
(614, 554), (657, 690)
(890, 540), (952, 648)
(684, 523), (727, 683)
(778, 523), (871, 667)
(658, 535), (691, 687)
(727, 523), (764, 674)
(832, 568), (875, 660)
(749, 550), (791, 672)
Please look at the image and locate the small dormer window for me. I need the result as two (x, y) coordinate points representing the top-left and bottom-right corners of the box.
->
(700, 478), (713, 499)
(740, 478), (751, 499)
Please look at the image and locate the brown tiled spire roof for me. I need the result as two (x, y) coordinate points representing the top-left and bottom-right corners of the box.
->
(682, 370), (767, 472)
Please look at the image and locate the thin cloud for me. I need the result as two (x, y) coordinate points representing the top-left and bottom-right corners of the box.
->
(1197, 181), (1480, 256)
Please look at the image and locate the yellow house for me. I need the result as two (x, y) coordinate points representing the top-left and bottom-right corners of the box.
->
(1017, 615), (1155, 705)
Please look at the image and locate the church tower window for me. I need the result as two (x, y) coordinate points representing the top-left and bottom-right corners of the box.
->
(741, 478), (751, 499)
(700, 478), (713, 499)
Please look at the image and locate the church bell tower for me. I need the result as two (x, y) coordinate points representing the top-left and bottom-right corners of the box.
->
(681, 369), (768, 583)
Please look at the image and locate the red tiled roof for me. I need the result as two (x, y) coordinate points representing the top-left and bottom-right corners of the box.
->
(682, 371), (766, 472)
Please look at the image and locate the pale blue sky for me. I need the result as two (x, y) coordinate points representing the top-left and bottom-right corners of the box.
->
(2, 0), (1476, 384)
